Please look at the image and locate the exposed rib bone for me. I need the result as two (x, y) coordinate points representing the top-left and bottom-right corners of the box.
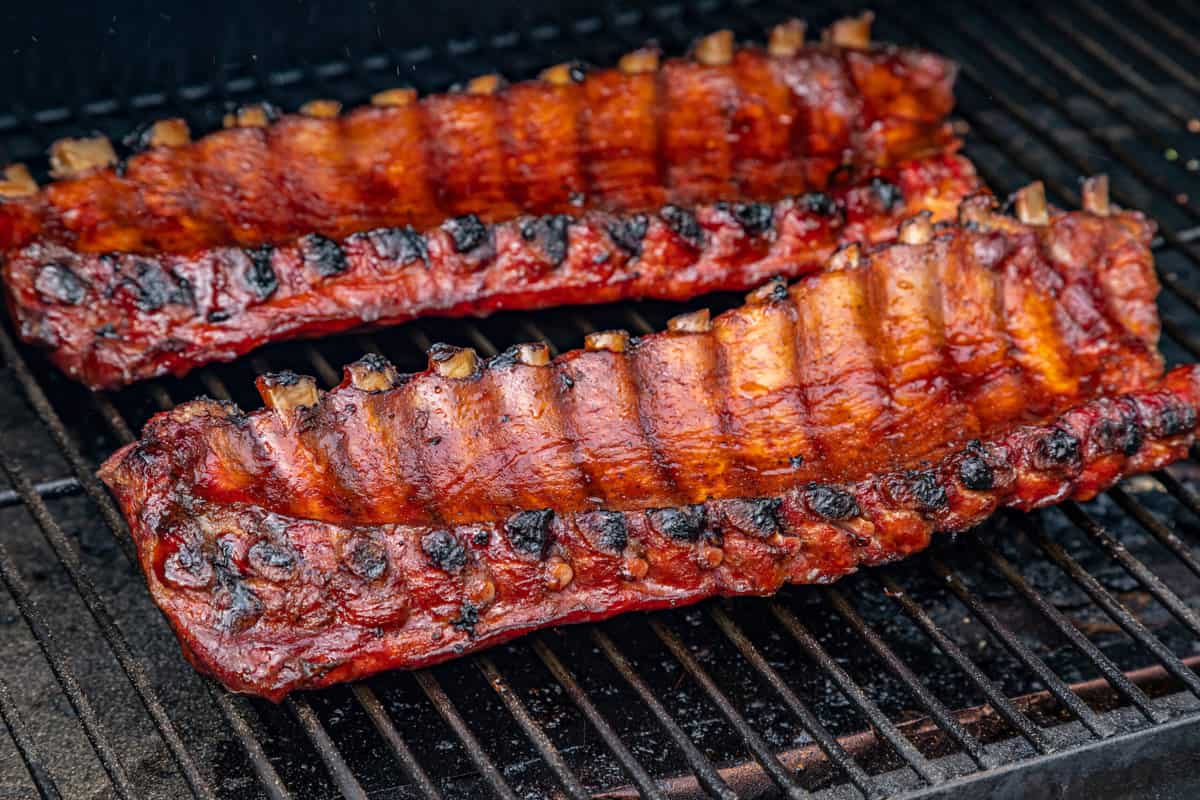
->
(48, 137), (118, 179)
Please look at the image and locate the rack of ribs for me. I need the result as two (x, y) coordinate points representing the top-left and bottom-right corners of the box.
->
(99, 180), (1199, 700)
(0, 15), (969, 389)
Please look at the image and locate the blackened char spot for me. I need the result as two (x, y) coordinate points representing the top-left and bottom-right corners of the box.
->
(301, 233), (348, 276)
(245, 245), (278, 300)
(1093, 412), (1143, 457)
(660, 205), (703, 247)
(1036, 428), (1081, 469)
(1153, 403), (1198, 438)
(443, 214), (489, 253)
(94, 323), (119, 339)
(608, 215), (648, 256)
(583, 510), (627, 552)
(35, 263), (86, 305)
(804, 484), (859, 520)
(907, 470), (948, 511)
(799, 192), (837, 216)
(207, 309), (231, 323)
(726, 498), (781, 537)
(359, 352), (391, 372)
(869, 177), (903, 211)
(248, 541), (296, 582)
(732, 202), (774, 235)
(421, 530), (467, 573)
(345, 537), (388, 580)
(365, 226), (428, 265)
(958, 455), (995, 491)
(505, 509), (554, 557)
(451, 601), (480, 636)
(648, 505), (706, 541)
(538, 215), (571, 265)
(127, 259), (193, 312)
(212, 555), (263, 633)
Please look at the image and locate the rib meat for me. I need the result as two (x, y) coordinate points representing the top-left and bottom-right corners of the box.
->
(5, 153), (978, 389)
(0, 16), (964, 389)
(99, 186), (1196, 700)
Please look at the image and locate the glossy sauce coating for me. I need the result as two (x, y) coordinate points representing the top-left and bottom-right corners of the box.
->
(98, 201), (1189, 700)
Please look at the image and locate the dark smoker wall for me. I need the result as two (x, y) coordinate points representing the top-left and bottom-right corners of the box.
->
(0, 0), (610, 109)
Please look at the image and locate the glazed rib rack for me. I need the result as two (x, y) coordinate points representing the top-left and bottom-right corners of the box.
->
(4, 2), (1200, 799)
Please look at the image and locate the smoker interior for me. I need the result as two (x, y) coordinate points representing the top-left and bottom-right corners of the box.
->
(3, 0), (1200, 798)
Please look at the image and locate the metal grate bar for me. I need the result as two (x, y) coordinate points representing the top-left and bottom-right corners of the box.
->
(1033, 3), (1195, 128)
(1061, 502), (1200, 639)
(0, 477), (81, 510)
(1069, 0), (1200, 99)
(412, 669), (521, 800)
(0, 328), (137, 564)
(0, 540), (135, 798)
(648, 619), (809, 799)
(925, 558), (1115, 739)
(873, 575), (1053, 755)
(0, 450), (216, 799)
(591, 628), (739, 800)
(881, 8), (1200, 322)
(972, 537), (1166, 724)
(820, 587), (994, 768)
(1108, 487), (1200, 581)
(1163, 318), (1200, 361)
(351, 684), (444, 800)
(706, 606), (876, 797)
(530, 637), (668, 800)
(475, 656), (590, 800)
(0, 323), (295, 797)
(1018, 515), (1200, 698)
(932, 13), (1200, 317)
(768, 602), (944, 785)
(1126, 0), (1200, 72)
(984, 6), (1187, 152)
(286, 697), (369, 800)
(1156, 468), (1200, 518)
(0, 674), (63, 800)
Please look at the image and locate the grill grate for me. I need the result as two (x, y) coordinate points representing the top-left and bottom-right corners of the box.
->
(3, 1), (1200, 798)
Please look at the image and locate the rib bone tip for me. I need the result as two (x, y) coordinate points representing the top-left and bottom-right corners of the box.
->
(829, 242), (862, 271)
(515, 342), (552, 367)
(899, 212), (934, 245)
(619, 48), (660, 74)
(746, 277), (788, 305)
(768, 19), (807, 57)
(546, 558), (574, 591)
(539, 63), (580, 86)
(224, 104), (275, 129)
(0, 164), (37, 198)
(825, 11), (873, 49)
(300, 99), (342, 119)
(466, 74), (503, 95)
(584, 330), (630, 353)
(257, 372), (320, 414)
(346, 354), (398, 392)
(1082, 175), (1110, 216)
(667, 308), (713, 333)
(146, 118), (191, 148)
(694, 29), (734, 66)
(48, 136), (118, 179)
(429, 344), (479, 379)
(1014, 181), (1049, 226)
(370, 88), (417, 107)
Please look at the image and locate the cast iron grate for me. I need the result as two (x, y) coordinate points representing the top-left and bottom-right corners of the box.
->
(3, 0), (1200, 798)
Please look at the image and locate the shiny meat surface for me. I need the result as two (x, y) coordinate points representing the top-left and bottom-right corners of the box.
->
(99, 196), (1195, 700)
(4, 154), (979, 389)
